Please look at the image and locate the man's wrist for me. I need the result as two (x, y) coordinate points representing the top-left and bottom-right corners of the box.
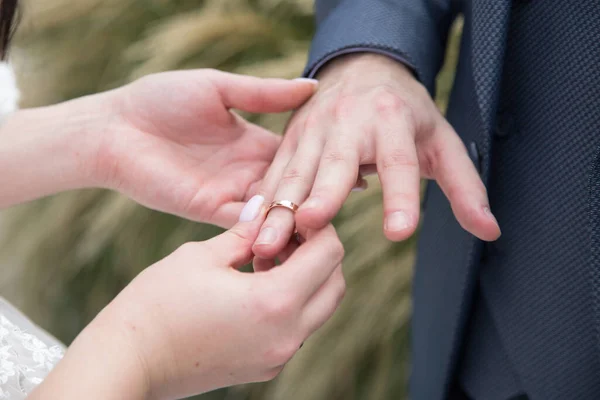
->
(315, 53), (414, 83)
(306, 48), (415, 80)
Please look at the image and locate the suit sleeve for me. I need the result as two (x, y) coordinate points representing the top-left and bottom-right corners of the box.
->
(304, 0), (457, 96)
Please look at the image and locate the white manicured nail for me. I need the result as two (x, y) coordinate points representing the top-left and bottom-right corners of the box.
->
(239, 195), (264, 222)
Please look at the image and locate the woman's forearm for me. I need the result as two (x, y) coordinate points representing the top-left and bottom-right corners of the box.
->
(0, 95), (109, 208)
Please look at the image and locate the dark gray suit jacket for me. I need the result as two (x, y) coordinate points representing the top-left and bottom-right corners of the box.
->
(305, 1), (600, 399)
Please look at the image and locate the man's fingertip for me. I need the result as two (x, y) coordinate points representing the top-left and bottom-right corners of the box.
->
(384, 229), (415, 242)
(384, 211), (416, 234)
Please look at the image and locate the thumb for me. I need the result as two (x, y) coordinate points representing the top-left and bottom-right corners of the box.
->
(209, 71), (318, 113)
(205, 195), (266, 268)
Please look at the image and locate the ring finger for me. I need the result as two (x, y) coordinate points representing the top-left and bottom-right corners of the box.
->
(253, 131), (324, 258)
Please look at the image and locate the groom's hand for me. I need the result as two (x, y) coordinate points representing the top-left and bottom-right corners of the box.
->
(254, 53), (501, 258)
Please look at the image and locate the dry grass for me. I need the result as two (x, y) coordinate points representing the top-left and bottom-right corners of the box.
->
(0, 1), (462, 399)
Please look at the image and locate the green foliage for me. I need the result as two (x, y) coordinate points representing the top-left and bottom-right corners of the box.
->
(0, 1), (462, 398)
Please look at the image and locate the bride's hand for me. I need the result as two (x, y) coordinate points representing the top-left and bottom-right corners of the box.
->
(96, 70), (317, 228)
(32, 196), (345, 400)
(0, 70), (316, 215)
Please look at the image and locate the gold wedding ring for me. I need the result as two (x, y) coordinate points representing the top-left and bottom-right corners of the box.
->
(266, 200), (304, 244)
(266, 200), (299, 216)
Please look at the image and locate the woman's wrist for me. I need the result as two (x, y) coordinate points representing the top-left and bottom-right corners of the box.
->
(0, 92), (115, 208)
(98, 269), (225, 400)
(30, 300), (153, 400)
(97, 289), (172, 400)
(100, 275), (211, 400)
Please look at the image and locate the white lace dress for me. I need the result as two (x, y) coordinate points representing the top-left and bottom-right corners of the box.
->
(0, 63), (65, 399)
(0, 298), (65, 399)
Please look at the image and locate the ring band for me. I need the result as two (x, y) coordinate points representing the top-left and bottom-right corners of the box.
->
(266, 200), (299, 215)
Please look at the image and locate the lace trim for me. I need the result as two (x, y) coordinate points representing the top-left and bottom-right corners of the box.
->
(0, 313), (64, 399)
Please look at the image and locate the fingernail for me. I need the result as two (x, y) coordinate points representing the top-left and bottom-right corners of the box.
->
(256, 227), (278, 245)
(239, 195), (264, 222)
(293, 77), (319, 85)
(302, 197), (322, 210)
(483, 206), (499, 224)
(352, 187), (366, 192)
(385, 211), (412, 232)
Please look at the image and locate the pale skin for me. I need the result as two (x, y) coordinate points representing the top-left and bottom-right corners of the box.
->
(254, 53), (502, 259)
(29, 215), (345, 400)
(1, 70), (315, 225)
(0, 70), (346, 399)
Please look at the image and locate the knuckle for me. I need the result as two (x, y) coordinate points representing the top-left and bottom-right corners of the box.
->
(255, 292), (298, 320)
(334, 273), (347, 306)
(371, 86), (418, 131)
(260, 366), (285, 382)
(373, 87), (406, 115)
(303, 110), (323, 131)
(322, 149), (347, 164)
(325, 287), (346, 319)
(329, 95), (356, 121)
(269, 295), (297, 318)
(380, 149), (418, 170)
(264, 340), (300, 366)
(331, 241), (345, 264)
(280, 167), (309, 188)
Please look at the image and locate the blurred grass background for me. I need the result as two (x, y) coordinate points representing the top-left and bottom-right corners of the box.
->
(0, 1), (462, 399)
